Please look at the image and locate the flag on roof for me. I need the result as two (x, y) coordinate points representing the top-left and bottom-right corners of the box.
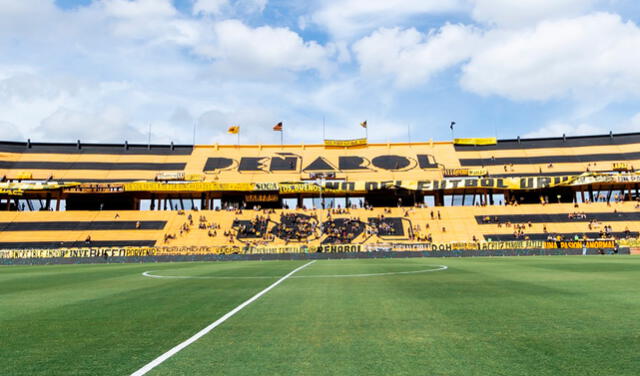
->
(273, 122), (283, 131)
(360, 120), (367, 128)
(227, 125), (240, 134)
(450, 121), (456, 130)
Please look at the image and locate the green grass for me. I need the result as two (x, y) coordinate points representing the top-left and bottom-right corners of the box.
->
(2, 256), (639, 375)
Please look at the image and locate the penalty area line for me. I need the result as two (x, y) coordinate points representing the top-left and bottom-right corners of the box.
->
(130, 260), (316, 376)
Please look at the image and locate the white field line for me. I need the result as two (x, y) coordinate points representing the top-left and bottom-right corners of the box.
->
(142, 264), (448, 280)
(142, 271), (275, 280)
(294, 264), (447, 278)
(130, 260), (316, 376)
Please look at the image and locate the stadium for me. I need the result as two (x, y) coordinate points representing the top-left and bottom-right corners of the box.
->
(3, 1), (640, 375)
(1, 132), (639, 375)
(0, 133), (638, 253)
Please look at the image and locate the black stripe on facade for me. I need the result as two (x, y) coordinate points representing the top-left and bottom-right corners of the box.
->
(0, 240), (156, 249)
(475, 213), (640, 224)
(0, 221), (166, 231)
(0, 141), (193, 155)
(454, 132), (640, 151)
(460, 151), (640, 166)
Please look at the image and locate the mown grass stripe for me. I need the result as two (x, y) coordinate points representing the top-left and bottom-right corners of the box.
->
(130, 260), (316, 376)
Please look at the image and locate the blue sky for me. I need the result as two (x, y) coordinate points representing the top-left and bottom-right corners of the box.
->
(0, 0), (639, 145)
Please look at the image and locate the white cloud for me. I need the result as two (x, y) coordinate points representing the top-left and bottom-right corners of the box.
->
(312, 0), (603, 39)
(460, 13), (640, 101)
(351, 10), (640, 101)
(0, 0), (638, 146)
(86, 2), (333, 76)
(0, 0), (62, 39)
(0, 73), (70, 136)
(523, 122), (603, 138)
(101, 0), (177, 19)
(193, 0), (267, 16)
(0, 0), (58, 18)
(0, 1), (378, 145)
(522, 111), (640, 139)
(353, 24), (480, 88)
(193, 0), (229, 15)
(0, 65), (38, 81)
(200, 20), (334, 75)
(94, 0), (204, 47)
(312, 0), (465, 39)
(0, 73), (73, 101)
(237, 0), (268, 14)
(470, 0), (597, 27)
(35, 107), (144, 143)
(0, 121), (23, 141)
(297, 15), (307, 31)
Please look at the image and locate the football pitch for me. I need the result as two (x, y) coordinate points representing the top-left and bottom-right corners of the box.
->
(2, 256), (639, 375)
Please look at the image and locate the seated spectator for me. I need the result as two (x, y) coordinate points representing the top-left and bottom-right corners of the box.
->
(322, 218), (364, 244)
(272, 213), (318, 242)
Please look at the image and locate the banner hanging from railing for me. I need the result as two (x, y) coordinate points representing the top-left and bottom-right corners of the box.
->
(453, 137), (497, 146)
(0, 239), (619, 260)
(324, 138), (367, 147)
(118, 172), (640, 194)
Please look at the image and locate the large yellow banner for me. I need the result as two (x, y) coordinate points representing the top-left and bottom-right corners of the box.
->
(279, 176), (578, 194)
(123, 182), (276, 192)
(0, 181), (80, 196)
(544, 240), (615, 249)
(443, 168), (488, 177)
(0, 245), (360, 258)
(324, 138), (367, 147)
(453, 137), (497, 146)
(117, 172), (640, 194)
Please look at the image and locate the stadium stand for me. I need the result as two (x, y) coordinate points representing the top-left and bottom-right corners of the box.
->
(322, 217), (366, 244)
(0, 132), (640, 252)
(0, 202), (637, 248)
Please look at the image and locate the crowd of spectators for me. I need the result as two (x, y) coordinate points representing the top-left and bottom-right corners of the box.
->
(322, 217), (364, 244)
(409, 223), (432, 242)
(162, 212), (222, 244)
(510, 223), (530, 239)
(234, 215), (270, 239)
(368, 215), (399, 237)
(273, 213), (319, 243)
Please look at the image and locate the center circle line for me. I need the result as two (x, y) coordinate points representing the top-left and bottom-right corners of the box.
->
(141, 265), (448, 280)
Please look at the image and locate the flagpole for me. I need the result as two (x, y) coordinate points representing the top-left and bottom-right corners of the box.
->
(192, 119), (197, 145)
(407, 123), (411, 145)
(280, 129), (283, 146)
(322, 116), (326, 140)
(237, 130), (240, 146)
